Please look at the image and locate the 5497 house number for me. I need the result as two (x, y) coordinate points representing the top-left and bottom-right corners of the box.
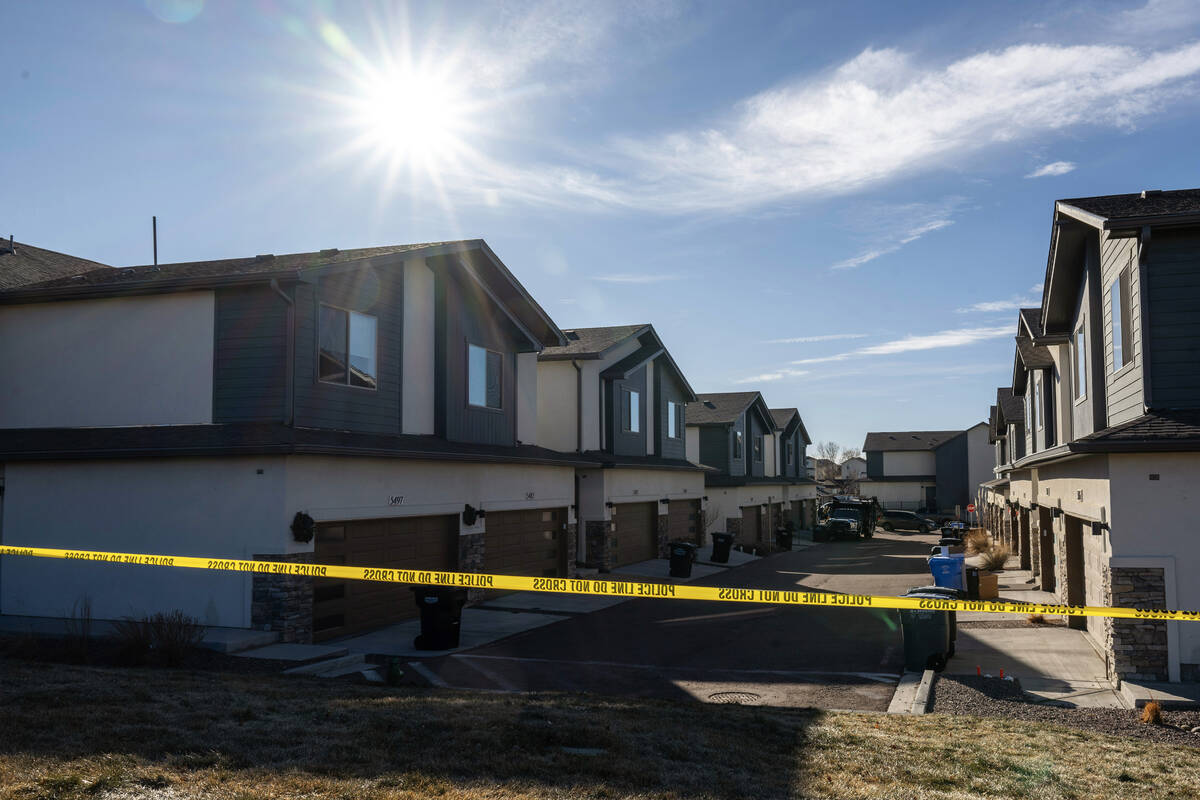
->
(388, 495), (405, 506)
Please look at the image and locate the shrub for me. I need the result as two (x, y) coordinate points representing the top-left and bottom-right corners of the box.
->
(149, 611), (205, 667)
(965, 529), (991, 555)
(1141, 701), (1163, 725)
(979, 542), (1011, 571)
(64, 595), (93, 663)
(111, 616), (154, 665)
(1027, 614), (1047, 625)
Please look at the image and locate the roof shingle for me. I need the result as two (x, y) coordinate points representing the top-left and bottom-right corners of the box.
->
(0, 240), (109, 290)
(1059, 188), (1200, 222)
(863, 430), (963, 452)
(539, 325), (648, 360)
(688, 392), (760, 425)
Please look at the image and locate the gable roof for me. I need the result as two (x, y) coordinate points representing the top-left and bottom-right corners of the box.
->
(688, 392), (759, 425)
(1, 238), (566, 349)
(863, 430), (963, 452)
(770, 407), (812, 444)
(539, 325), (648, 360)
(997, 387), (1024, 425)
(1058, 188), (1200, 227)
(988, 405), (1000, 443)
(1018, 308), (1042, 338)
(0, 240), (109, 290)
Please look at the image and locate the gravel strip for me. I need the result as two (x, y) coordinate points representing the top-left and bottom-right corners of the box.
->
(932, 674), (1200, 747)
(957, 619), (1067, 630)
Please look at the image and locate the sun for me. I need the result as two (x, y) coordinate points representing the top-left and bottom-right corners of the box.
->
(351, 66), (471, 170)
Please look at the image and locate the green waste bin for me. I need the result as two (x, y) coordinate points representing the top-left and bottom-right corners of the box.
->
(411, 586), (468, 650)
(900, 590), (953, 671)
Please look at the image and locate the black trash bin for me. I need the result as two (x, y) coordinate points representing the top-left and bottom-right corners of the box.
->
(775, 529), (794, 551)
(669, 540), (697, 578)
(907, 585), (960, 658)
(710, 532), (734, 564)
(411, 586), (468, 650)
(965, 566), (981, 601)
(900, 589), (954, 671)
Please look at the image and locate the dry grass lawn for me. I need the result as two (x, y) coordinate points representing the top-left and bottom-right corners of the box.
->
(1, 659), (1197, 799)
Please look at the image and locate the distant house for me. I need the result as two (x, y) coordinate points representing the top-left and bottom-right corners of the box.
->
(862, 425), (991, 514)
(536, 324), (705, 571)
(685, 392), (816, 544)
(840, 456), (867, 480)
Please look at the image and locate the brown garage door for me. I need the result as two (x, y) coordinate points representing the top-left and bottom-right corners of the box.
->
(741, 505), (761, 544)
(668, 499), (701, 545)
(613, 502), (659, 566)
(485, 508), (566, 578)
(312, 515), (457, 642)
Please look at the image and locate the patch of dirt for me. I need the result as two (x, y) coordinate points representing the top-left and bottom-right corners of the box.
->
(932, 674), (1200, 747)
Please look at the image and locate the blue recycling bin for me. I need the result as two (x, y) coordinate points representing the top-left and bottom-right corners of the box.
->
(929, 553), (966, 592)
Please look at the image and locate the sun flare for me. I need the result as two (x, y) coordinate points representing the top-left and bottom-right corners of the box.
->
(351, 66), (471, 170)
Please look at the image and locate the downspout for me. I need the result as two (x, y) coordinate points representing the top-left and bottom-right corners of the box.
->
(572, 360), (583, 452)
(269, 279), (295, 426)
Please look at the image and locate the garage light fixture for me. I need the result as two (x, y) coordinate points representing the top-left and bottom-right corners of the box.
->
(1051, 507), (1063, 519)
(605, 501), (615, 509)
(659, 498), (670, 505)
(462, 504), (486, 526)
(1091, 521), (1107, 536)
(291, 511), (315, 544)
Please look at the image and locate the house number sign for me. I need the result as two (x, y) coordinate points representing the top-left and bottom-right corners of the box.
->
(388, 495), (405, 506)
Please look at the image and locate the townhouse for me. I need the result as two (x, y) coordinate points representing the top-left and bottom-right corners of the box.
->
(984, 188), (1200, 685)
(534, 325), (706, 571)
(685, 393), (816, 547)
(862, 425), (991, 516)
(0, 240), (588, 642)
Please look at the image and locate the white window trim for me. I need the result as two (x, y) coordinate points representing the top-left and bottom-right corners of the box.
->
(1111, 270), (1135, 377)
(1074, 322), (1087, 404)
(667, 401), (681, 439)
(621, 388), (640, 433)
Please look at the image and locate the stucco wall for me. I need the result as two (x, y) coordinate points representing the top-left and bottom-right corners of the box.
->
(882, 451), (936, 475)
(536, 361), (578, 452)
(0, 457), (290, 626)
(685, 427), (700, 463)
(870, 481), (930, 506)
(1035, 455), (1111, 523)
(0, 292), (215, 428)
(515, 352), (538, 445)
(401, 259), (436, 435)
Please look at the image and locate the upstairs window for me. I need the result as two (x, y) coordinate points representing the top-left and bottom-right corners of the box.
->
(667, 401), (681, 438)
(733, 430), (744, 459)
(468, 344), (503, 409)
(319, 305), (377, 389)
(786, 440), (794, 465)
(1074, 322), (1087, 401)
(1034, 375), (1043, 431)
(621, 388), (640, 433)
(753, 434), (763, 461)
(1112, 268), (1133, 371)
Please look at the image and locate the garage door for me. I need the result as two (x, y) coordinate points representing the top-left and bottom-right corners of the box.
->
(791, 500), (804, 529)
(613, 502), (659, 566)
(485, 508), (566, 578)
(741, 505), (761, 544)
(312, 515), (457, 642)
(668, 499), (702, 545)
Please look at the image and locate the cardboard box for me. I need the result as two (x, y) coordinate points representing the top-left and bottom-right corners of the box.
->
(978, 571), (999, 600)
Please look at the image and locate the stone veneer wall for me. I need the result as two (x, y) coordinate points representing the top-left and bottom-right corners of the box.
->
(1105, 566), (1169, 683)
(457, 531), (485, 602)
(725, 516), (743, 544)
(251, 551), (314, 644)
(585, 519), (613, 572)
(564, 521), (578, 577)
(656, 514), (670, 558)
(1029, 517), (1041, 581)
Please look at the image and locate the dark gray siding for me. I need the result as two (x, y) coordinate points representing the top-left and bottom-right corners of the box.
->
(866, 450), (883, 478)
(1102, 233), (1143, 424)
(437, 268), (521, 446)
(607, 364), (647, 457)
(293, 268), (402, 434)
(212, 286), (288, 423)
(747, 411), (766, 478)
(934, 435), (968, 512)
(1147, 229), (1200, 409)
(653, 361), (688, 460)
(780, 429), (799, 478)
(698, 426), (730, 473)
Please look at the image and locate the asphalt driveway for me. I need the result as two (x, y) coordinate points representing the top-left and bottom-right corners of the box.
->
(411, 530), (939, 710)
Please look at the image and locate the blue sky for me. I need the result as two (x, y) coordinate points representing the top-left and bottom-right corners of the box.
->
(5, 0), (1200, 452)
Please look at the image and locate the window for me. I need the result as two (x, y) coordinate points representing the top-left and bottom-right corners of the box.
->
(733, 430), (744, 459)
(468, 344), (503, 409)
(621, 388), (640, 432)
(786, 440), (794, 465)
(1024, 389), (1031, 431)
(319, 306), (377, 389)
(667, 401), (681, 438)
(753, 435), (763, 461)
(1034, 374), (1042, 430)
(1112, 268), (1133, 371)
(1074, 322), (1086, 401)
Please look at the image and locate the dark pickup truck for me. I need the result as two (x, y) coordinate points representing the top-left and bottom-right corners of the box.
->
(814, 497), (881, 542)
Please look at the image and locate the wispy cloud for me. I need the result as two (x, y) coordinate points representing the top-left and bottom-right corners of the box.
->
(488, 40), (1200, 213)
(955, 285), (1043, 313)
(830, 215), (954, 270)
(792, 326), (1012, 364)
(591, 273), (679, 284)
(1116, 0), (1200, 35)
(1025, 161), (1076, 178)
(763, 333), (868, 344)
(732, 368), (810, 384)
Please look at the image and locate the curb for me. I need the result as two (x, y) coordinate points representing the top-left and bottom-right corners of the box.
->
(887, 669), (935, 714)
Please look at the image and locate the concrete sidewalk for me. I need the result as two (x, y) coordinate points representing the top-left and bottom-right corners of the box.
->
(947, 561), (1126, 708)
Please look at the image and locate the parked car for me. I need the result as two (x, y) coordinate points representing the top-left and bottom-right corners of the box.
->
(879, 509), (936, 534)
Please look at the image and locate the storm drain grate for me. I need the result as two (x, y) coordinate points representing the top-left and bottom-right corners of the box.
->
(707, 691), (761, 705)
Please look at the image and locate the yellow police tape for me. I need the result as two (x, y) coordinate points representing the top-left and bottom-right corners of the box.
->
(1, 544), (1197, 622)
